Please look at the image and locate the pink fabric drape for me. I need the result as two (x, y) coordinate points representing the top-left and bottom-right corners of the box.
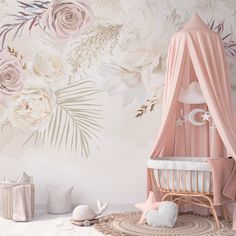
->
(208, 158), (235, 205)
(151, 25), (236, 158)
(148, 13), (236, 229)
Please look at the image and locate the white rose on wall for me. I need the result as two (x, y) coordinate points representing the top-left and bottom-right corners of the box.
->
(8, 80), (55, 130)
(98, 63), (146, 107)
(32, 47), (70, 89)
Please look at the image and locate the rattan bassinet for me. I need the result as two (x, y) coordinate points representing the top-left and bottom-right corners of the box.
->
(147, 157), (227, 229)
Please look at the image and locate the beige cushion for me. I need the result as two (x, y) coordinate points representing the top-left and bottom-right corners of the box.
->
(47, 186), (73, 214)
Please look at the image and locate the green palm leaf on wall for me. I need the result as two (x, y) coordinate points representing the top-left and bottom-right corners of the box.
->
(24, 80), (102, 157)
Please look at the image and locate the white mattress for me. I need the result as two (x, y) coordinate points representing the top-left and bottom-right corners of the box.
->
(147, 157), (210, 172)
(147, 157), (212, 192)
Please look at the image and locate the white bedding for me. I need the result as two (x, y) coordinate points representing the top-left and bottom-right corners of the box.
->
(147, 157), (210, 172)
(147, 157), (212, 193)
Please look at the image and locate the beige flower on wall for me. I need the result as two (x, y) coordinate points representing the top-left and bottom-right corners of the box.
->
(0, 0), (8, 20)
(196, 0), (236, 12)
(41, 0), (93, 39)
(9, 81), (55, 130)
(0, 52), (25, 96)
(32, 47), (70, 90)
(0, 103), (6, 124)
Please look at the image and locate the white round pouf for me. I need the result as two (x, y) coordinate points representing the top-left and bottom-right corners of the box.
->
(47, 186), (73, 214)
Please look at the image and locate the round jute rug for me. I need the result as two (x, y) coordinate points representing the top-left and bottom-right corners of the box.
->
(94, 212), (234, 236)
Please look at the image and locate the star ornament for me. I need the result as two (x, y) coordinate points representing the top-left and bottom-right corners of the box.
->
(135, 191), (161, 224)
(175, 118), (184, 127)
(201, 111), (211, 121)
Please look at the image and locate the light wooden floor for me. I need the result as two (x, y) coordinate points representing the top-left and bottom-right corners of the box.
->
(0, 212), (104, 236)
(0, 205), (136, 236)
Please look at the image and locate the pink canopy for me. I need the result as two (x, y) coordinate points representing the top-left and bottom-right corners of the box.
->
(148, 13), (236, 228)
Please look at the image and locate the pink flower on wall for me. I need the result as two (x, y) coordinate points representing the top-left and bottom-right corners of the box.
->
(0, 51), (25, 96)
(0, 0), (93, 49)
(41, 0), (93, 39)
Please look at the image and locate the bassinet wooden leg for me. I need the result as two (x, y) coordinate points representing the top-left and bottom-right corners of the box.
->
(221, 205), (228, 221)
(204, 196), (221, 229)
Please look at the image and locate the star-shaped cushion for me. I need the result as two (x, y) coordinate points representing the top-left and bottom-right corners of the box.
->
(135, 191), (161, 224)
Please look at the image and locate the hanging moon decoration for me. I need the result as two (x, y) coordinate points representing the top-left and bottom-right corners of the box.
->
(188, 108), (206, 126)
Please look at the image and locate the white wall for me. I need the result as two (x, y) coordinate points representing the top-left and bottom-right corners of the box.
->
(0, 140), (150, 205)
(0, 93), (162, 205)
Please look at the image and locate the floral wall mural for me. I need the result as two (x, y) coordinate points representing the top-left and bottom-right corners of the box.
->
(0, 0), (236, 159)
